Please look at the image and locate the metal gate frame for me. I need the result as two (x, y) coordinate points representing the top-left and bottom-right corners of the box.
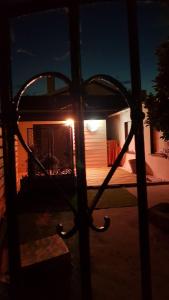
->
(0, 1), (152, 299)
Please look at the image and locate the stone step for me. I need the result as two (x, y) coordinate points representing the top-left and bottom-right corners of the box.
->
(20, 234), (71, 273)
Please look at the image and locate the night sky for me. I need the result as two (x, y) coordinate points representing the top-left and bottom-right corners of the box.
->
(10, 1), (169, 96)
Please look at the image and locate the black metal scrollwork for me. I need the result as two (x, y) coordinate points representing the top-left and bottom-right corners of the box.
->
(14, 72), (136, 239)
(56, 222), (78, 239)
(89, 215), (111, 233)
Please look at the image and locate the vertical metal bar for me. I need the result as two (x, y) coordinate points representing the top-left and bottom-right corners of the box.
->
(68, 2), (92, 300)
(126, 1), (152, 300)
(0, 10), (21, 299)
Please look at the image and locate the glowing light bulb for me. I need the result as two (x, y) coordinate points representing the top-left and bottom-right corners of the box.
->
(65, 118), (74, 127)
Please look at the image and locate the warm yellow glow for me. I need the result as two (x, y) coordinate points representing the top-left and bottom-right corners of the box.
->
(86, 120), (99, 132)
(65, 118), (74, 127)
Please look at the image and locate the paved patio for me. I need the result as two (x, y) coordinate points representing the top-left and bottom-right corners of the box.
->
(90, 184), (169, 300)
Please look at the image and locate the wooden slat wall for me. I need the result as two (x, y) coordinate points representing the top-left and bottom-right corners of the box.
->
(15, 136), (20, 191)
(84, 120), (107, 168)
(0, 127), (5, 218)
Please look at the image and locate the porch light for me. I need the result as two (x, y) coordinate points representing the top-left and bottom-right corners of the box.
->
(86, 120), (99, 132)
(65, 118), (74, 127)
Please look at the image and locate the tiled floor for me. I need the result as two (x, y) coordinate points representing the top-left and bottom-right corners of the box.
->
(86, 166), (137, 186)
(86, 166), (168, 187)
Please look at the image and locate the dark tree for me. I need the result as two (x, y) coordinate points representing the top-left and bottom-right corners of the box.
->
(145, 38), (169, 141)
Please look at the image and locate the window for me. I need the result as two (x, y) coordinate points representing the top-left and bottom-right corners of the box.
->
(150, 127), (169, 158)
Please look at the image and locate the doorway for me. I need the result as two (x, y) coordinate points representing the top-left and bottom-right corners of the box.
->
(31, 124), (73, 175)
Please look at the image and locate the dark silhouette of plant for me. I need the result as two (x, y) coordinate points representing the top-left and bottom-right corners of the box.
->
(41, 154), (59, 175)
(145, 38), (169, 141)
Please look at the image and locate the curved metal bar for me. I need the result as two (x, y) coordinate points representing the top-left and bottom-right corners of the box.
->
(56, 223), (78, 239)
(13, 71), (71, 113)
(56, 213), (111, 236)
(13, 72), (138, 238)
(15, 124), (49, 176)
(83, 73), (133, 108)
(89, 215), (111, 232)
(13, 72), (77, 216)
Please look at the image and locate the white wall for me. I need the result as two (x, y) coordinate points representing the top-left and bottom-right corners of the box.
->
(143, 107), (169, 180)
(109, 107), (169, 181)
(107, 109), (136, 173)
(84, 120), (107, 168)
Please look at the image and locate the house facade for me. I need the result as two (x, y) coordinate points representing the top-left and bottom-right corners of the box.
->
(15, 76), (127, 184)
(16, 119), (108, 184)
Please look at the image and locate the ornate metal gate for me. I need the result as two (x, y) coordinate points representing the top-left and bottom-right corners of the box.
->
(0, 1), (151, 300)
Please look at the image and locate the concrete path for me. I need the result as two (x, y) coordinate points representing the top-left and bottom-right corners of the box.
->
(90, 184), (169, 300)
(127, 183), (169, 207)
(1, 184), (169, 300)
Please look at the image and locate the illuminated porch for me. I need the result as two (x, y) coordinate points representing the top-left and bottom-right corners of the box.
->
(86, 166), (137, 187)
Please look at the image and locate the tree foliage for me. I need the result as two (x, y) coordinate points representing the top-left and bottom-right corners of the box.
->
(145, 38), (169, 141)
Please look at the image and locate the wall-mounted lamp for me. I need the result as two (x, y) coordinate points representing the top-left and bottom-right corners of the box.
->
(65, 118), (74, 127)
(86, 120), (99, 132)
